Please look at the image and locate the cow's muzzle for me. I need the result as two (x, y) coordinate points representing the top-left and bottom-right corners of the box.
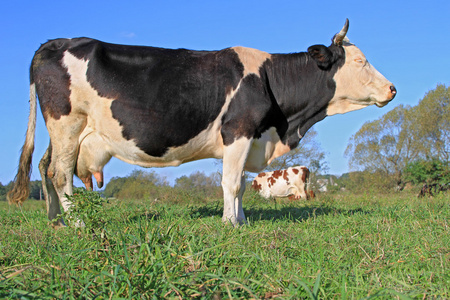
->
(375, 85), (397, 107)
(376, 85), (397, 107)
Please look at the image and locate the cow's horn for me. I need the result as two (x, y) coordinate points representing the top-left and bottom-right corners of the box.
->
(333, 19), (349, 45)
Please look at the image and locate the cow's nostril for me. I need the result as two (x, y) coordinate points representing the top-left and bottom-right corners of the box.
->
(390, 85), (397, 95)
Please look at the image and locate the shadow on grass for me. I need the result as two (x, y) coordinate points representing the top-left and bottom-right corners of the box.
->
(189, 202), (368, 223)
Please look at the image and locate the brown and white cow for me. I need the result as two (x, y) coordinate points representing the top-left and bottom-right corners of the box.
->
(252, 166), (311, 200)
(8, 19), (395, 226)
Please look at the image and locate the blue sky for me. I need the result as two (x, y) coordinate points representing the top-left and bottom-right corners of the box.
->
(1, 1), (449, 187)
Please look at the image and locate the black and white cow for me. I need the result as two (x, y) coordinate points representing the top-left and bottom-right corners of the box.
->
(8, 19), (396, 226)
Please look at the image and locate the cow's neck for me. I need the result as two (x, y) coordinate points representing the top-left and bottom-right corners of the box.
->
(265, 52), (343, 149)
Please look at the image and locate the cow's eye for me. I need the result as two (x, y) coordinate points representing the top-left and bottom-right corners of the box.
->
(355, 58), (364, 64)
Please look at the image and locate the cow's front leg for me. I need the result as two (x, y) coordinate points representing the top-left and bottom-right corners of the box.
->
(221, 137), (252, 226)
(222, 171), (247, 226)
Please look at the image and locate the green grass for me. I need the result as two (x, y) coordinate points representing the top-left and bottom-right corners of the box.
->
(0, 191), (449, 299)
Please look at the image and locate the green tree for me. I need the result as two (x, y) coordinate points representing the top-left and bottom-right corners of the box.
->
(345, 105), (419, 190)
(413, 84), (450, 162)
(174, 171), (222, 200)
(29, 180), (42, 200)
(0, 182), (6, 201)
(175, 171), (220, 191)
(128, 169), (169, 186)
(103, 176), (128, 198)
(0, 182), (13, 201)
(103, 169), (169, 199)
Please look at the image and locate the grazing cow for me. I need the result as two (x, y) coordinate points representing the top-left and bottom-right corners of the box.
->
(8, 19), (396, 226)
(251, 166), (311, 200)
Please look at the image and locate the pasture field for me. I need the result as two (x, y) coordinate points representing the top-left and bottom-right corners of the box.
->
(0, 190), (449, 299)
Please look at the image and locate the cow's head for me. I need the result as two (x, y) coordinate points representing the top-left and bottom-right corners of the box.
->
(308, 19), (396, 116)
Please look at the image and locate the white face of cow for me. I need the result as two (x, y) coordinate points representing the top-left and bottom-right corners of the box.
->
(326, 21), (396, 116)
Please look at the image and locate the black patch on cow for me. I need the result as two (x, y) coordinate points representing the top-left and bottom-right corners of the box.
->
(31, 39), (73, 121)
(67, 39), (244, 157)
(221, 73), (286, 145)
(263, 44), (345, 149)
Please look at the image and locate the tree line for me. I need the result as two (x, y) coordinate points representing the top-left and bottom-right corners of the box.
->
(102, 169), (222, 203)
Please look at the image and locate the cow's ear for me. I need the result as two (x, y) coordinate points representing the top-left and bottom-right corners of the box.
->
(307, 44), (333, 70)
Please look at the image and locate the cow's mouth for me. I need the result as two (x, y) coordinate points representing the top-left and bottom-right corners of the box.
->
(375, 101), (390, 108)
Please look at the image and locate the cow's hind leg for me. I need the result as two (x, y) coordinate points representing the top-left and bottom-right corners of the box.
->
(221, 137), (252, 226)
(46, 117), (85, 223)
(39, 143), (65, 226)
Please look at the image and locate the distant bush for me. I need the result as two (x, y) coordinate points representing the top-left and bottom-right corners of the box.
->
(103, 169), (169, 200)
(103, 169), (222, 204)
(0, 181), (12, 201)
(404, 158), (450, 186)
(338, 171), (398, 194)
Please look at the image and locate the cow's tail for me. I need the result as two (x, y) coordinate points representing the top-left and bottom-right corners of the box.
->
(7, 82), (37, 205)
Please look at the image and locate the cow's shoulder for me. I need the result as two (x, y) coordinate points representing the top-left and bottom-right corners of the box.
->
(231, 46), (271, 78)
(221, 48), (285, 146)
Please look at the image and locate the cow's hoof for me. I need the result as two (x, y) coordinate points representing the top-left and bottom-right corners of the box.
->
(222, 216), (247, 226)
(50, 217), (66, 228)
(238, 219), (248, 226)
(222, 215), (238, 226)
(51, 220), (66, 229)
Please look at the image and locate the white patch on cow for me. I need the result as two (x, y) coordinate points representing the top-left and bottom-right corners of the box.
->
(232, 46), (271, 78)
(326, 42), (395, 116)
